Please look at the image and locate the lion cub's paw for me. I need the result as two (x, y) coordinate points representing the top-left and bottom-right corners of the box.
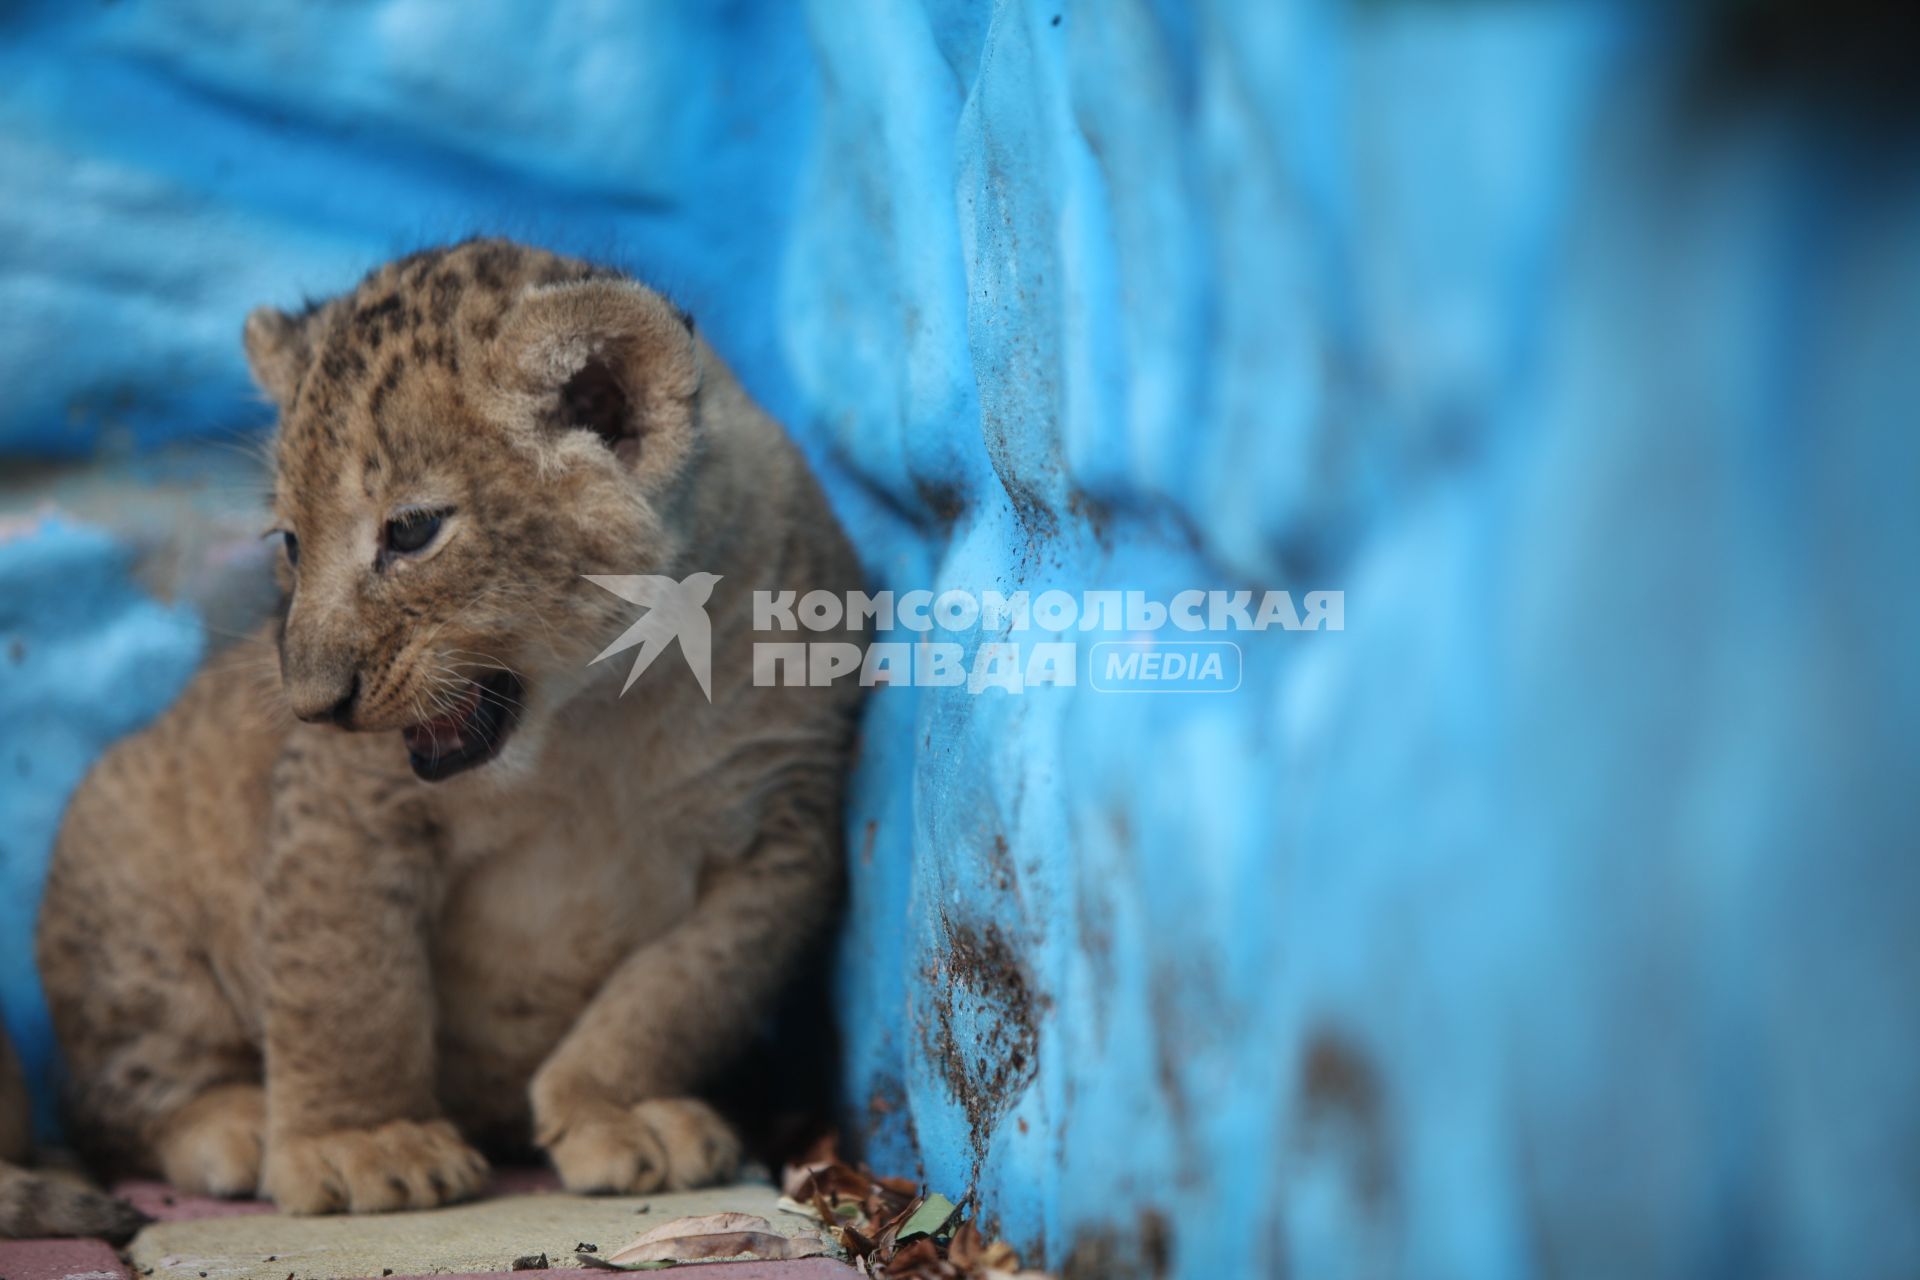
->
(634, 1098), (743, 1190)
(263, 1118), (488, 1214)
(156, 1084), (266, 1199)
(546, 1098), (741, 1195)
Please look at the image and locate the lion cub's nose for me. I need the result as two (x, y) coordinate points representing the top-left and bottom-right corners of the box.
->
(287, 670), (361, 727)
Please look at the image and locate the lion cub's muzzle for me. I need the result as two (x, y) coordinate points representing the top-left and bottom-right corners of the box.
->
(401, 670), (526, 782)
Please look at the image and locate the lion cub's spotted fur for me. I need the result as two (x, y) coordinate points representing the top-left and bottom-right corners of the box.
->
(36, 240), (864, 1213)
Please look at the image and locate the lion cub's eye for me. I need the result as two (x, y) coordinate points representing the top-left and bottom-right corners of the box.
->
(282, 531), (300, 567)
(384, 509), (447, 557)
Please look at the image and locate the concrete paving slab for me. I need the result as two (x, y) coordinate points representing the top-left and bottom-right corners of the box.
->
(116, 1185), (274, 1225)
(126, 1182), (841, 1280)
(115, 1172), (565, 1226)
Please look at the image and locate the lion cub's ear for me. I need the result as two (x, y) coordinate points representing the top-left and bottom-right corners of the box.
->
(488, 280), (701, 475)
(243, 305), (322, 407)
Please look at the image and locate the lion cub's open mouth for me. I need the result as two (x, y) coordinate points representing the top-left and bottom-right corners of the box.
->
(402, 671), (524, 782)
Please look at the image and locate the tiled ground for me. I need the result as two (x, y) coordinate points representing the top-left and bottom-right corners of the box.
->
(0, 1174), (852, 1280)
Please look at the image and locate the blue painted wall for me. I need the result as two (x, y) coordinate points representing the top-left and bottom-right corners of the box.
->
(3, 3), (1917, 1277)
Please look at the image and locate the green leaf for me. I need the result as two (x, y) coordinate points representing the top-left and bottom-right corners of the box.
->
(898, 1193), (959, 1242)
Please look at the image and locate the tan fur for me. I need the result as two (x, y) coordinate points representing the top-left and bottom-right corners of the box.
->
(36, 241), (865, 1214)
(0, 1019), (148, 1241)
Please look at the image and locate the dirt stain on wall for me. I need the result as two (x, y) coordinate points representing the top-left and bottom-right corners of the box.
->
(920, 916), (1041, 1173)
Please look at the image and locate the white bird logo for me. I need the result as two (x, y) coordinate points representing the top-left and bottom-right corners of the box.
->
(583, 572), (722, 700)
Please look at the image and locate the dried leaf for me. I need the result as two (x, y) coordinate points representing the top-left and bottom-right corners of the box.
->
(947, 1222), (986, 1268)
(778, 1194), (824, 1221)
(575, 1257), (670, 1273)
(790, 1233), (831, 1257)
(838, 1219), (877, 1260)
(885, 1237), (944, 1275)
(778, 1137), (1056, 1278)
(980, 1239), (1023, 1270)
(870, 1195), (914, 1257)
(784, 1160), (830, 1200)
(605, 1212), (816, 1265)
(573, 1254), (628, 1271)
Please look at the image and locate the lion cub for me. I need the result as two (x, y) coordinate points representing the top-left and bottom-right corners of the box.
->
(37, 240), (864, 1214)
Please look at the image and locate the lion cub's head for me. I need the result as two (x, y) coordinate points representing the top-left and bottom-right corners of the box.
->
(246, 239), (702, 781)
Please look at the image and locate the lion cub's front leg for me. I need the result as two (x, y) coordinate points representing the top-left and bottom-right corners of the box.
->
(530, 788), (841, 1194)
(257, 747), (487, 1214)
